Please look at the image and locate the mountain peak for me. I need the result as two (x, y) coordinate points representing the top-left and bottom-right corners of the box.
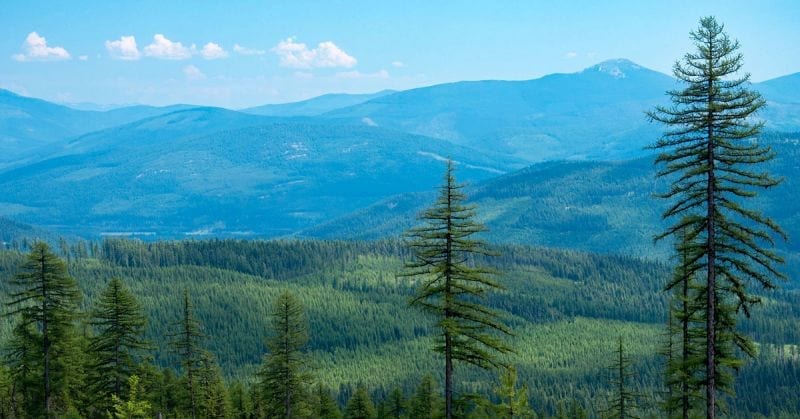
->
(583, 58), (644, 79)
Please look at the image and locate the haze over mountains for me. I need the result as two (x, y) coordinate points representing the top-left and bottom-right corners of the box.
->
(1, 59), (799, 250)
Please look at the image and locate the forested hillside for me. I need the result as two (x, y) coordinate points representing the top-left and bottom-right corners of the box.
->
(305, 132), (800, 278)
(0, 239), (798, 417)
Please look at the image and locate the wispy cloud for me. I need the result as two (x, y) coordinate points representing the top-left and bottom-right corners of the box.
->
(564, 51), (578, 59)
(144, 34), (194, 60)
(392, 61), (405, 68)
(201, 42), (228, 60)
(272, 37), (356, 69)
(105, 35), (141, 60)
(233, 43), (266, 56)
(12, 32), (71, 62)
(183, 65), (206, 80)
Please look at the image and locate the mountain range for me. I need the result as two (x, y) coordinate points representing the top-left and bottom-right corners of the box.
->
(0, 59), (798, 253)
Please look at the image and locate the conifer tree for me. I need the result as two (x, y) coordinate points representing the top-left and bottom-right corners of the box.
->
(311, 383), (343, 419)
(88, 277), (149, 411)
(198, 351), (228, 418)
(259, 291), (309, 418)
(110, 375), (151, 419)
(5, 242), (82, 416)
(604, 337), (638, 419)
(663, 232), (703, 418)
(344, 385), (377, 419)
(408, 374), (443, 419)
(228, 381), (253, 419)
(402, 160), (512, 419)
(169, 288), (205, 419)
(648, 16), (786, 418)
(380, 387), (405, 419)
(495, 366), (535, 419)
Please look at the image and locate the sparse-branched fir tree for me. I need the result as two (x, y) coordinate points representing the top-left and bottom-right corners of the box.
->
(648, 16), (786, 418)
(344, 384), (377, 419)
(5, 242), (82, 416)
(169, 288), (205, 419)
(604, 337), (639, 419)
(495, 366), (535, 419)
(259, 291), (310, 418)
(88, 277), (149, 412)
(401, 160), (512, 419)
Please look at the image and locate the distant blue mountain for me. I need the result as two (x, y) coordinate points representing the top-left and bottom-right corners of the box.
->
(322, 59), (678, 161)
(242, 90), (396, 117)
(322, 59), (800, 162)
(0, 89), (196, 163)
(0, 107), (521, 237)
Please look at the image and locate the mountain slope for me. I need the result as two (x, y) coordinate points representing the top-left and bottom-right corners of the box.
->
(242, 90), (396, 117)
(0, 89), (196, 163)
(322, 60), (800, 163)
(0, 108), (522, 237)
(323, 59), (678, 161)
(302, 132), (800, 277)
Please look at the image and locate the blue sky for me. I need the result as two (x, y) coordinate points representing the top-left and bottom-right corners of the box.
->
(1, 0), (798, 108)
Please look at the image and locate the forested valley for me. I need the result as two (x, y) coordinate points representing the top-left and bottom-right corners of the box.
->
(0, 237), (799, 418)
(1, 12), (799, 419)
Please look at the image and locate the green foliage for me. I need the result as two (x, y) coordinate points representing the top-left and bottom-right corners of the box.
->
(403, 160), (511, 418)
(344, 384), (377, 419)
(169, 289), (205, 418)
(259, 291), (310, 418)
(88, 277), (149, 412)
(5, 242), (83, 416)
(110, 374), (151, 419)
(198, 351), (228, 418)
(603, 337), (639, 418)
(408, 374), (443, 419)
(0, 238), (797, 416)
(494, 366), (534, 418)
(648, 16), (787, 417)
(310, 383), (343, 419)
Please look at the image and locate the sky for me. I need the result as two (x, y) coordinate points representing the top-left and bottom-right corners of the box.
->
(1, 0), (799, 109)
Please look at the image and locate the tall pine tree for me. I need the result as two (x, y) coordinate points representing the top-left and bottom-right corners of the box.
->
(88, 277), (149, 412)
(402, 160), (512, 419)
(5, 242), (82, 416)
(259, 290), (309, 418)
(648, 16), (786, 418)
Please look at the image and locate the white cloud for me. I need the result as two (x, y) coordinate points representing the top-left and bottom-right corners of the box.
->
(272, 37), (356, 69)
(201, 42), (228, 60)
(336, 69), (389, 79)
(105, 35), (140, 60)
(79, 55), (88, 61)
(392, 61), (405, 68)
(565, 51), (578, 59)
(233, 43), (266, 56)
(183, 65), (206, 80)
(12, 32), (71, 62)
(144, 34), (194, 60)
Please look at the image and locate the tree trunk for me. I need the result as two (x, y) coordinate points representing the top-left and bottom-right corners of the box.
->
(682, 269), (690, 419)
(706, 64), (717, 419)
